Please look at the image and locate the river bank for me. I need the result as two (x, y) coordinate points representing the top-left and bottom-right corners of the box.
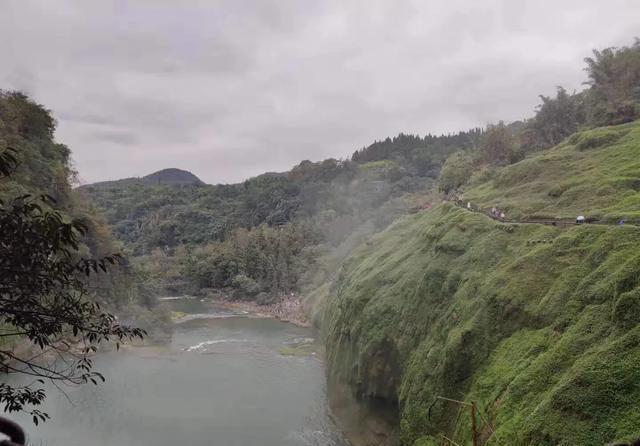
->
(210, 295), (311, 327)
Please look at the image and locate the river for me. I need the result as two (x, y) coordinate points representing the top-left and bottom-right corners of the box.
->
(9, 298), (346, 446)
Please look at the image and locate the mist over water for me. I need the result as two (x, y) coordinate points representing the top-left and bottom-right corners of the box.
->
(9, 300), (345, 446)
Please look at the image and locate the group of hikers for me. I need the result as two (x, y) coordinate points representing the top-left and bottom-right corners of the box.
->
(462, 199), (507, 221)
(452, 192), (507, 221)
(489, 205), (506, 221)
(452, 192), (632, 227)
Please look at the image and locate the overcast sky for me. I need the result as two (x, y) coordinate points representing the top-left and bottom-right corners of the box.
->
(1, 1), (639, 184)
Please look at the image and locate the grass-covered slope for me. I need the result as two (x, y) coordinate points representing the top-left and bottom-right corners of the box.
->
(465, 120), (640, 221)
(324, 203), (640, 445)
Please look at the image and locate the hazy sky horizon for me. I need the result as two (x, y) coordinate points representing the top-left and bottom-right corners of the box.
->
(2, 0), (639, 185)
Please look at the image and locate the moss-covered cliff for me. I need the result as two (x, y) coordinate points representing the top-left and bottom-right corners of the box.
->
(322, 122), (640, 445)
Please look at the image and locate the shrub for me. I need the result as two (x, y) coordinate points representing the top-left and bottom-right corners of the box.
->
(231, 274), (261, 297)
(439, 152), (473, 194)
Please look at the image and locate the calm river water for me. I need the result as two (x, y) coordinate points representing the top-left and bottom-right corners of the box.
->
(10, 299), (345, 446)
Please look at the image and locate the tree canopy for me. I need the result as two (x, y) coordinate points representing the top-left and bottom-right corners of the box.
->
(584, 38), (640, 125)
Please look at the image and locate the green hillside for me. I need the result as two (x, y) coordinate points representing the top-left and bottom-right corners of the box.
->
(323, 198), (640, 445)
(465, 121), (640, 221)
(321, 120), (640, 445)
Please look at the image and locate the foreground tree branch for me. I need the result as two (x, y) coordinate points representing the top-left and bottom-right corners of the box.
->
(0, 149), (145, 423)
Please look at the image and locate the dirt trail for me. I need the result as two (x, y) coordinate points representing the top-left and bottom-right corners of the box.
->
(450, 200), (637, 228)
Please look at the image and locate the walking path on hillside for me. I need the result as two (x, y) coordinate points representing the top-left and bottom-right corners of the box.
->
(449, 200), (637, 228)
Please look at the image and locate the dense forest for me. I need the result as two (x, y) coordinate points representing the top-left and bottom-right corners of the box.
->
(79, 137), (450, 299)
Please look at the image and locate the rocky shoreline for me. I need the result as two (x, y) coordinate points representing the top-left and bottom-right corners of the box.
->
(212, 295), (311, 327)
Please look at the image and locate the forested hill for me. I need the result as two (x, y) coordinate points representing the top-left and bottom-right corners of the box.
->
(78, 128), (482, 255)
(141, 168), (203, 185)
(84, 167), (204, 189)
(0, 90), (167, 335)
(76, 127), (489, 300)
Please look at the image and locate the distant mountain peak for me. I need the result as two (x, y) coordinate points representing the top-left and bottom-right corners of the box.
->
(141, 168), (204, 185)
(78, 168), (205, 190)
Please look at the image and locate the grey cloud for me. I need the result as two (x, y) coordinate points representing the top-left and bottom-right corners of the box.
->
(89, 129), (139, 146)
(1, 0), (640, 184)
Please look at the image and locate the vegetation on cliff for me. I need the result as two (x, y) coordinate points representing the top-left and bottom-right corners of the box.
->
(322, 115), (640, 445)
(324, 199), (640, 445)
(320, 41), (640, 445)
